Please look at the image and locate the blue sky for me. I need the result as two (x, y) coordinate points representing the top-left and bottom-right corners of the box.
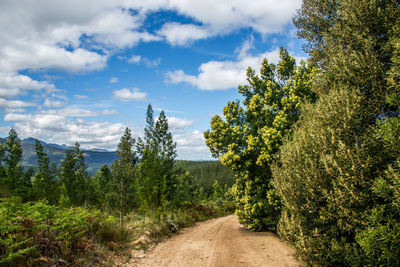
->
(0, 0), (306, 160)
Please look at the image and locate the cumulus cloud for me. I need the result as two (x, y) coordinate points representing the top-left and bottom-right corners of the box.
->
(166, 44), (282, 90)
(0, 98), (34, 108)
(0, 1), (156, 74)
(128, 55), (142, 64)
(164, 116), (193, 132)
(128, 55), (161, 68)
(174, 130), (211, 160)
(156, 23), (213, 46)
(152, 0), (301, 45)
(102, 109), (118, 115)
(0, 0), (301, 74)
(113, 88), (147, 101)
(0, 73), (56, 98)
(43, 94), (68, 108)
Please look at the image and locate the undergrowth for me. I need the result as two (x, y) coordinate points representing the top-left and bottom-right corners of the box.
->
(0, 197), (123, 266)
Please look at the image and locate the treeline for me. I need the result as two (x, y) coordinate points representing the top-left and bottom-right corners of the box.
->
(177, 160), (235, 197)
(205, 0), (400, 266)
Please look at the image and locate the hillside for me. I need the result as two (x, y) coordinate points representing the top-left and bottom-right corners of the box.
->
(177, 160), (235, 194)
(0, 137), (116, 174)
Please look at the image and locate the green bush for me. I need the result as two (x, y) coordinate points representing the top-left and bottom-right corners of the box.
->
(272, 87), (400, 266)
(355, 161), (400, 266)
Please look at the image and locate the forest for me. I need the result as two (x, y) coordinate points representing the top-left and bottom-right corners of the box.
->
(0, 105), (234, 265)
(205, 0), (400, 266)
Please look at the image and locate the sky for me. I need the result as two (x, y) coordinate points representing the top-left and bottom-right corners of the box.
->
(0, 0), (307, 160)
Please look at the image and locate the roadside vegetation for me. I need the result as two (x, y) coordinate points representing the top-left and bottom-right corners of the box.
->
(204, 0), (400, 266)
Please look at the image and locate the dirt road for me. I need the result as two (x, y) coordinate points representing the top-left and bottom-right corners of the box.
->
(130, 215), (302, 267)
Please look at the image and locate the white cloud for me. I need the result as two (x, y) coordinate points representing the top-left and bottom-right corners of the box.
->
(128, 55), (142, 64)
(43, 94), (68, 108)
(109, 77), (119, 83)
(157, 23), (213, 46)
(44, 98), (67, 108)
(128, 55), (161, 68)
(0, 0), (301, 74)
(113, 88), (147, 101)
(165, 45), (283, 90)
(0, 98), (34, 108)
(166, 116), (194, 131)
(174, 130), (211, 160)
(102, 109), (118, 115)
(151, 0), (301, 45)
(45, 108), (99, 117)
(143, 57), (161, 68)
(0, 73), (56, 98)
(5, 108), (26, 113)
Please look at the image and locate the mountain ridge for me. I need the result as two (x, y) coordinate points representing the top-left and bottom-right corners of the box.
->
(0, 137), (116, 174)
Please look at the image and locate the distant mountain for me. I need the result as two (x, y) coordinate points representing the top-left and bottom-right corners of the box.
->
(1, 137), (116, 174)
(86, 148), (110, 152)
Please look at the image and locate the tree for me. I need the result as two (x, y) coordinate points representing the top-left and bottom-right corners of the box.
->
(110, 127), (138, 224)
(204, 48), (316, 230)
(154, 110), (178, 203)
(212, 180), (223, 200)
(293, 0), (339, 67)
(92, 164), (112, 210)
(33, 139), (59, 204)
(273, 0), (400, 265)
(136, 103), (155, 156)
(59, 143), (89, 206)
(0, 128), (33, 200)
(0, 143), (8, 197)
(138, 147), (164, 209)
(137, 105), (179, 208)
(4, 128), (25, 194)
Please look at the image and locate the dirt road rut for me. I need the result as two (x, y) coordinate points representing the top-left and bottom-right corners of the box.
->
(131, 215), (302, 266)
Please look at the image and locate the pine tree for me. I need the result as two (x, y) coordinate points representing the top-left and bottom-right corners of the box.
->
(5, 128), (24, 194)
(137, 105), (179, 208)
(33, 139), (59, 204)
(59, 143), (89, 206)
(110, 127), (138, 224)
(92, 164), (112, 210)
(138, 147), (164, 209)
(0, 143), (8, 197)
(154, 110), (178, 204)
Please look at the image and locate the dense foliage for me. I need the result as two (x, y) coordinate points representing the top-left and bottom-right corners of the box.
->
(271, 0), (400, 265)
(177, 160), (235, 197)
(204, 48), (316, 230)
